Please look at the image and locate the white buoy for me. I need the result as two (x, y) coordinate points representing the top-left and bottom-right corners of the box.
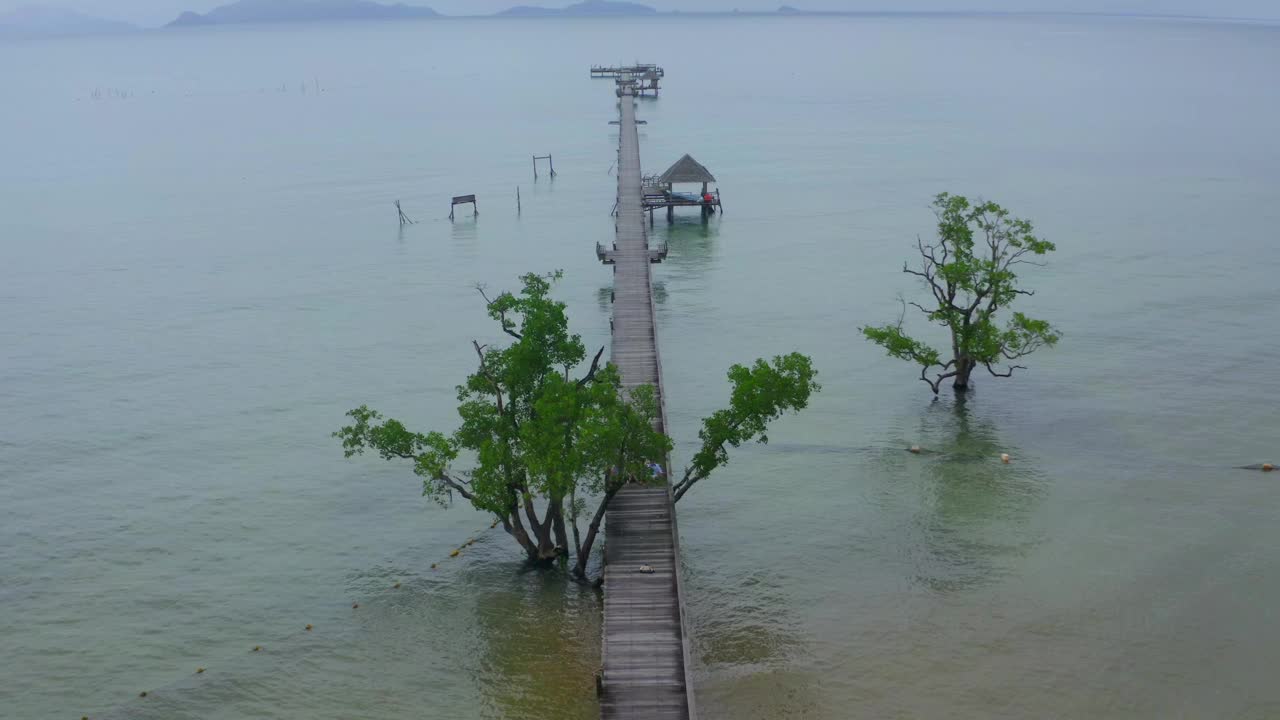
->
(1000, 453), (1011, 464)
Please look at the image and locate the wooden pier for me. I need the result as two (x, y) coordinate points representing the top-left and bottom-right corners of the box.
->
(598, 82), (697, 720)
(592, 63), (665, 79)
(593, 63), (662, 96)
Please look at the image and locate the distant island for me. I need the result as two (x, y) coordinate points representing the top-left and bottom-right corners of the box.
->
(0, 5), (136, 37)
(498, 0), (657, 17)
(0, 0), (879, 36)
(167, 0), (438, 27)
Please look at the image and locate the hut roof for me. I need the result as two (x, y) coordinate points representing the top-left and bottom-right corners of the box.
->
(658, 154), (716, 184)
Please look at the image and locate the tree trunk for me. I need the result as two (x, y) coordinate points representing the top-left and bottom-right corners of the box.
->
(953, 356), (975, 391)
(569, 488), (584, 558)
(502, 509), (539, 562)
(550, 500), (570, 555)
(573, 488), (618, 580)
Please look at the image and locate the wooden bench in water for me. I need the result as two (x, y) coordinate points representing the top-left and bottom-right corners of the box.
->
(449, 194), (477, 220)
(598, 83), (697, 720)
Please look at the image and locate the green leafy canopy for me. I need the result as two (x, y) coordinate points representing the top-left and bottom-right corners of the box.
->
(861, 193), (1061, 394)
(335, 270), (819, 577)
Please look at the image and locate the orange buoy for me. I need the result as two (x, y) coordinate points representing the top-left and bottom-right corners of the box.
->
(1263, 463), (1275, 472)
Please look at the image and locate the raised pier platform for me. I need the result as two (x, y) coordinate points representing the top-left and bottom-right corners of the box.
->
(599, 84), (697, 720)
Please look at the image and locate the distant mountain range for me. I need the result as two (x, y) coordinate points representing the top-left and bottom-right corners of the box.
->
(167, 0), (439, 27)
(498, 0), (657, 17)
(0, 5), (136, 37)
(0, 1), (846, 37)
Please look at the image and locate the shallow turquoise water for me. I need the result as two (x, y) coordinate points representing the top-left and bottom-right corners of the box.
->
(2, 14), (1279, 719)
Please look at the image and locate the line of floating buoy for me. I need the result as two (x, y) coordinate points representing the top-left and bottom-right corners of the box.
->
(904, 444), (1013, 463)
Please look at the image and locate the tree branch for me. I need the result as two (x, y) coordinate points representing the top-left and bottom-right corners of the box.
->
(985, 363), (1027, 378)
(576, 346), (606, 388)
(476, 284), (523, 340)
(472, 340), (506, 417)
(922, 367), (958, 395)
(437, 473), (477, 502)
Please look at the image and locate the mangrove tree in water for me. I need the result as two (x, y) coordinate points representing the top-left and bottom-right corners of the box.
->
(862, 193), (1060, 394)
(335, 271), (818, 581)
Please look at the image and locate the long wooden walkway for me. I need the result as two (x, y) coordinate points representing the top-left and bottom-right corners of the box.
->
(599, 86), (697, 720)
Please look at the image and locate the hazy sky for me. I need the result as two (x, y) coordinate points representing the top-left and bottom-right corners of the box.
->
(6, 0), (1279, 27)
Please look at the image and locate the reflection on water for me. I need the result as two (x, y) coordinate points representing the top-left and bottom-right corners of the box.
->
(471, 567), (601, 720)
(688, 569), (821, 720)
(652, 281), (668, 305)
(653, 215), (720, 271)
(450, 215), (480, 244)
(908, 398), (1046, 593)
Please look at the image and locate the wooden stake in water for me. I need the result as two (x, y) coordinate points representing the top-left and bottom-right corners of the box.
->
(395, 200), (415, 226)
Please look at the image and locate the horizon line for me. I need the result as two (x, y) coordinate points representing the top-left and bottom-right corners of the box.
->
(7, 6), (1279, 35)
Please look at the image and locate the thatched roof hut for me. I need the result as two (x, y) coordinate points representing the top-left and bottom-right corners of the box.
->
(657, 154), (716, 186)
